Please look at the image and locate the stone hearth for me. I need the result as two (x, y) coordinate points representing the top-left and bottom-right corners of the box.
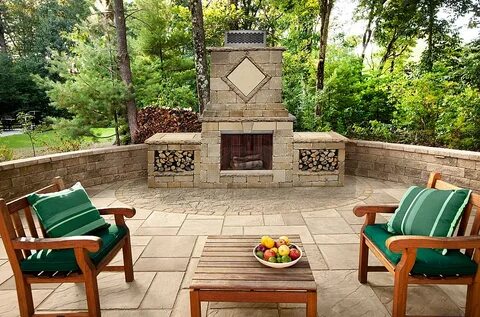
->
(146, 44), (347, 188)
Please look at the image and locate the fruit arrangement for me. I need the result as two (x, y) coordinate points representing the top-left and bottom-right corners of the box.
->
(254, 235), (302, 267)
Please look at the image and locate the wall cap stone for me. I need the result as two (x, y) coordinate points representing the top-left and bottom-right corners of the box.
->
(145, 133), (202, 145)
(349, 139), (480, 160)
(201, 114), (296, 122)
(0, 144), (147, 171)
(294, 132), (349, 143)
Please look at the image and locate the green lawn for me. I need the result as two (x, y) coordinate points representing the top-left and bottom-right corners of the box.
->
(0, 128), (116, 159)
(0, 128), (115, 149)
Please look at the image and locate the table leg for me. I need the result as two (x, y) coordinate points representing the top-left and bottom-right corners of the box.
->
(190, 289), (201, 317)
(306, 290), (317, 317)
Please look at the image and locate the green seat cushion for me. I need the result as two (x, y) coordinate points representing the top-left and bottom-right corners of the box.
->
(387, 186), (471, 254)
(28, 182), (109, 238)
(20, 225), (127, 272)
(364, 224), (477, 276)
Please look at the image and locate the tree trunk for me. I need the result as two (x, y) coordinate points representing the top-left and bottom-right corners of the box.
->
(0, 6), (7, 53)
(316, 0), (334, 91)
(112, 0), (138, 143)
(379, 28), (398, 72)
(189, 0), (209, 114)
(425, 0), (436, 71)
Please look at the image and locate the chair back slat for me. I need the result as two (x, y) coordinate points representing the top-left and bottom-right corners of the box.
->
(11, 212), (31, 257)
(23, 206), (39, 238)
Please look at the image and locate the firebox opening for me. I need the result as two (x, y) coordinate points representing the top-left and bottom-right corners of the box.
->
(221, 133), (273, 170)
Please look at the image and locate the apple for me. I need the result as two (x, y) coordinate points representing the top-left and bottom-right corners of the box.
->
(263, 249), (276, 261)
(275, 239), (287, 248)
(289, 248), (301, 260)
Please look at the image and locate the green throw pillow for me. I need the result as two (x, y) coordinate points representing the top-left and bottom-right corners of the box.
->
(387, 186), (471, 255)
(28, 182), (109, 238)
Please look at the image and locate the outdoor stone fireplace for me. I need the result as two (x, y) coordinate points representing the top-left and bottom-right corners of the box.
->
(146, 35), (347, 188)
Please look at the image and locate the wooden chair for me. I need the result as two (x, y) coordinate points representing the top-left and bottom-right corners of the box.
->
(354, 172), (480, 317)
(0, 177), (136, 317)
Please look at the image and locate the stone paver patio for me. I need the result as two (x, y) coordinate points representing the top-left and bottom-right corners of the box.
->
(0, 176), (468, 316)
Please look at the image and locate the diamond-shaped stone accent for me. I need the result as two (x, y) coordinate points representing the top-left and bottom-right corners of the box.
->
(227, 58), (266, 96)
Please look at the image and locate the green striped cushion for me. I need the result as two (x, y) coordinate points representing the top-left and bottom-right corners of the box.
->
(28, 182), (109, 238)
(387, 186), (471, 254)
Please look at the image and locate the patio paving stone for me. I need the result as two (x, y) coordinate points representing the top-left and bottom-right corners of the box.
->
(140, 272), (184, 309)
(224, 215), (263, 226)
(263, 214), (285, 225)
(170, 289), (207, 317)
(305, 217), (354, 235)
(178, 219), (223, 235)
(0, 243), (7, 259)
(142, 236), (196, 258)
(102, 309), (171, 317)
(0, 289), (52, 317)
(142, 212), (186, 227)
(192, 236), (208, 258)
(318, 243), (366, 270)
(282, 213), (306, 225)
(372, 285), (463, 316)
(134, 227), (179, 236)
(39, 272), (156, 310)
(0, 261), (13, 285)
(181, 258), (199, 289)
(301, 209), (340, 218)
(313, 270), (390, 317)
(134, 257), (189, 272)
(314, 234), (359, 244)
(221, 226), (243, 235)
(207, 308), (279, 317)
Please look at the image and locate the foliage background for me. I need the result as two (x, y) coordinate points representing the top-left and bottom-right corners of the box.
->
(0, 0), (479, 153)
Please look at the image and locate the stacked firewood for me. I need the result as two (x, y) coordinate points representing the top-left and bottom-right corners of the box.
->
(136, 107), (201, 143)
(154, 150), (194, 172)
(298, 149), (338, 172)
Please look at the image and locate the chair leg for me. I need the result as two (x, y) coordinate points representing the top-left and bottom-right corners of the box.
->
(122, 235), (134, 283)
(84, 272), (101, 317)
(358, 234), (369, 283)
(392, 270), (409, 317)
(15, 276), (34, 317)
(466, 282), (480, 317)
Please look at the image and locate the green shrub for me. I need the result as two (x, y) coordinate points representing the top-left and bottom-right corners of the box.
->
(0, 145), (13, 162)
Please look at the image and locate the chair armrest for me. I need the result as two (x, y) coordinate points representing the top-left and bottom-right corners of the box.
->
(98, 207), (136, 218)
(12, 236), (102, 253)
(386, 235), (480, 253)
(353, 204), (398, 217)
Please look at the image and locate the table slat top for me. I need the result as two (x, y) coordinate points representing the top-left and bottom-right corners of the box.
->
(190, 235), (316, 291)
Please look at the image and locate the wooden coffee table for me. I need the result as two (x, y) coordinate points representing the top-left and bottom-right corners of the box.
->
(189, 235), (317, 316)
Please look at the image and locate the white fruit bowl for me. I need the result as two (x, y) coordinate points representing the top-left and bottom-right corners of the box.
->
(253, 243), (303, 268)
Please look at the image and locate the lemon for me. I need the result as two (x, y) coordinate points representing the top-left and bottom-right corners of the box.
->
(261, 236), (275, 248)
(278, 245), (290, 256)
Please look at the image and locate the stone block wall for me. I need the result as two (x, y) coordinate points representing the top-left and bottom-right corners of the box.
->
(346, 140), (480, 191)
(0, 145), (147, 201)
(206, 47), (289, 118)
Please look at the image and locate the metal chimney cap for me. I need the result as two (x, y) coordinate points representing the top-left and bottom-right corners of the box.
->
(225, 30), (266, 47)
